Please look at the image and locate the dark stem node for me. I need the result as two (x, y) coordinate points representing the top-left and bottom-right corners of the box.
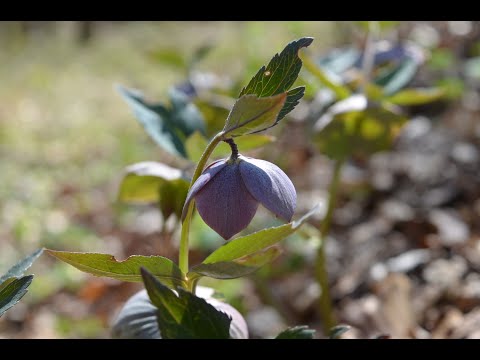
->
(224, 138), (239, 160)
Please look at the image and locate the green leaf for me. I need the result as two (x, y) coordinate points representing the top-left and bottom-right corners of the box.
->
(141, 268), (231, 339)
(0, 248), (43, 284)
(203, 206), (319, 264)
(275, 325), (315, 339)
(313, 94), (407, 159)
(375, 58), (418, 95)
(117, 85), (187, 157)
(194, 96), (233, 137)
(240, 37), (313, 121)
(223, 93), (287, 137)
(168, 87), (206, 137)
(387, 87), (445, 106)
(301, 53), (351, 100)
(46, 250), (186, 288)
(189, 247), (281, 280)
(0, 275), (33, 317)
(118, 161), (189, 218)
(329, 324), (351, 339)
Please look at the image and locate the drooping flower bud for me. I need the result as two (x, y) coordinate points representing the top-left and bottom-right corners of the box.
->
(182, 155), (296, 240)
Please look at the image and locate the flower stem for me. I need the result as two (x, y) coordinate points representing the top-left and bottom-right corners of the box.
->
(179, 132), (224, 279)
(315, 158), (344, 334)
(225, 138), (239, 160)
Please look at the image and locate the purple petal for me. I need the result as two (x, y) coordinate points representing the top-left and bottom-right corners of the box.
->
(195, 162), (259, 240)
(181, 159), (227, 221)
(239, 156), (296, 222)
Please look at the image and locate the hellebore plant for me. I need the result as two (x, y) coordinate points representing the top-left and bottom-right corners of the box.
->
(47, 37), (320, 339)
(299, 21), (446, 332)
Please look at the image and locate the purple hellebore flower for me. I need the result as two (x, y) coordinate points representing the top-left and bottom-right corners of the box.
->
(182, 155), (296, 240)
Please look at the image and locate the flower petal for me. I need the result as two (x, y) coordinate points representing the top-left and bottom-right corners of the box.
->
(181, 159), (227, 221)
(195, 161), (259, 240)
(239, 156), (296, 222)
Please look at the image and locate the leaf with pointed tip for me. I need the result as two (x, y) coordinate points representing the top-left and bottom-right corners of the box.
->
(386, 87), (445, 106)
(240, 37), (313, 122)
(189, 247), (281, 280)
(118, 161), (190, 218)
(46, 250), (186, 288)
(223, 93), (287, 137)
(275, 326), (315, 339)
(203, 206), (319, 264)
(117, 85), (187, 157)
(0, 248), (43, 284)
(141, 269), (231, 339)
(0, 275), (33, 317)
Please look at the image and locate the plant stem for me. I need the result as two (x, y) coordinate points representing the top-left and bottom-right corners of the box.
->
(315, 158), (344, 334)
(179, 132), (224, 279)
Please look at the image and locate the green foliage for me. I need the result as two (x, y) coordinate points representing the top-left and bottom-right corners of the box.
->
(46, 250), (186, 288)
(301, 53), (351, 100)
(203, 206), (318, 264)
(118, 161), (190, 219)
(0, 248), (42, 317)
(275, 325), (316, 339)
(223, 94), (287, 137)
(375, 58), (418, 95)
(117, 85), (205, 158)
(0, 276), (33, 317)
(313, 94), (407, 159)
(387, 87), (445, 106)
(0, 248), (43, 284)
(239, 37), (313, 127)
(141, 268), (231, 339)
(189, 247), (281, 280)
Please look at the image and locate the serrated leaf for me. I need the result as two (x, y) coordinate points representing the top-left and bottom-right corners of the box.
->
(46, 250), (186, 288)
(314, 94), (407, 159)
(0, 248), (43, 284)
(118, 161), (189, 218)
(240, 37), (313, 121)
(189, 247), (281, 280)
(0, 275), (33, 317)
(275, 325), (315, 339)
(301, 53), (351, 100)
(223, 93), (287, 137)
(203, 206), (319, 264)
(329, 324), (351, 339)
(387, 87), (445, 106)
(141, 269), (231, 339)
(117, 85), (187, 157)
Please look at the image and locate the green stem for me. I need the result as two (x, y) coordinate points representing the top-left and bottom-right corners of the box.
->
(179, 132), (225, 279)
(315, 158), (344, 334)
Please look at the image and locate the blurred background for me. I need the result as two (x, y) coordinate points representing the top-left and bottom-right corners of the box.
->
(1, 21), (480, 339)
